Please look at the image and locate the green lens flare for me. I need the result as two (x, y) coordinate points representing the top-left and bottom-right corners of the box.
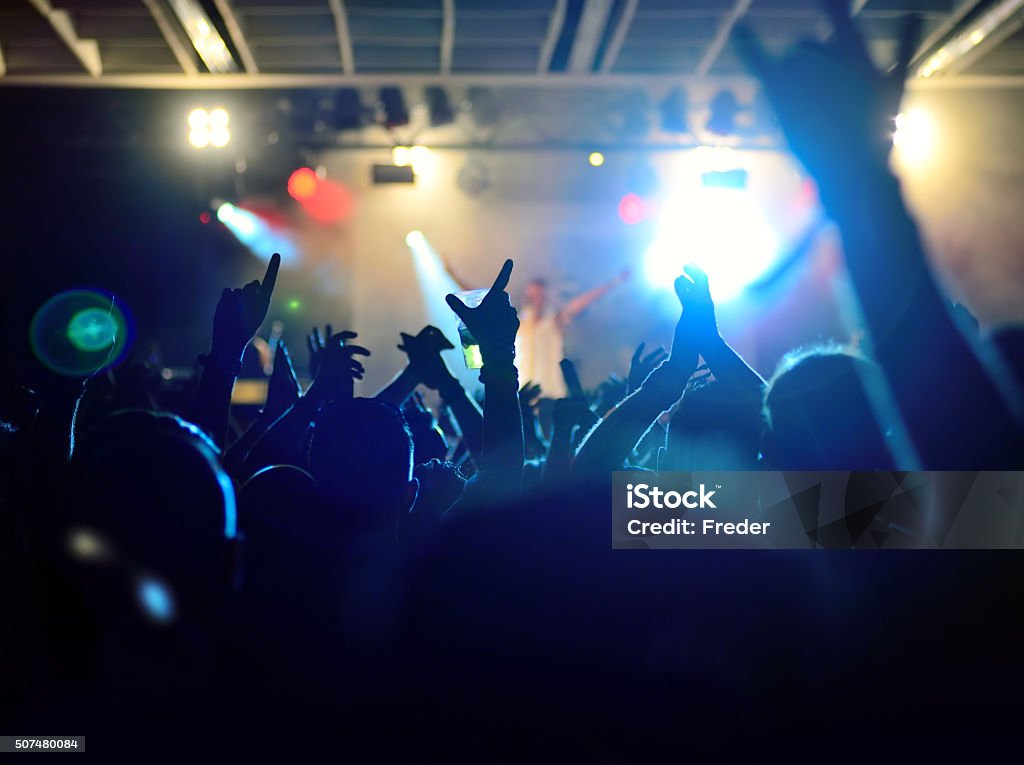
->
(67, 308), (119, 351)
(30, 290), (132, 376)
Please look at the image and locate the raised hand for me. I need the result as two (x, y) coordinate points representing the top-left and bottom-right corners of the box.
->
(210, 253), (281, 362)
(262, 341), (300, 419)
(445, 259), (519, 362)
(397, 325), (457, 391)
(734, 1), (920, 189)
(675, 264), (718, 341)
(519, 381), (543, 409)
(306, 323), (334, 379)
(627, 342), (668, 395)
(306, 330), (370, 403)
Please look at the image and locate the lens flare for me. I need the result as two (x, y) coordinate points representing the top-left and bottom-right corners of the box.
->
(30, 289), (132, 376)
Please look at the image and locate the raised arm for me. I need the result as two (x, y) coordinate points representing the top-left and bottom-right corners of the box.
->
(558, 269), (630, 327)
(391, 325), (485, 464)
(191, 253), (280, 448)
(736, 2), (1021, 468)
(573, 275), (698, 476)
(677, 264), (765, 397)
(446, 259), (524, 483)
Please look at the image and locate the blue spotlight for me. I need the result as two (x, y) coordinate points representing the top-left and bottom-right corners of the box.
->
(216, 202), (297, 264)
(404, 231), (483, 394)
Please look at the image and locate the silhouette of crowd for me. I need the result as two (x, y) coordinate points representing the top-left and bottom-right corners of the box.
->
(3, 4), (1023, 758)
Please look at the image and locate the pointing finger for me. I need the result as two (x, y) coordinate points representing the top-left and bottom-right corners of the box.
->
(261, 253), (281, 300)
(488, 258), (514, 295)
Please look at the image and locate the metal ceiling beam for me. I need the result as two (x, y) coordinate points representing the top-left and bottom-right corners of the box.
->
(0, 72), (1019, 90)
(537, 0), (568, 73)
(913, 0), (983, 64)
(26, 0), (102, 77)
(696, 0), (753, 77)
(568, 0), (614, 73)
(600, 0), (638, 74)
(327, 0), (356, 74)
(441, 0), (456, 74)
(211, 0), (259, 74)
(142, 0), (198, 76)
(944, 0), (1024, 75)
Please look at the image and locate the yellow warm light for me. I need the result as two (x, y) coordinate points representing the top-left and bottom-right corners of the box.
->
(588, 151), (605, 167)
(893, 109), (937, 166)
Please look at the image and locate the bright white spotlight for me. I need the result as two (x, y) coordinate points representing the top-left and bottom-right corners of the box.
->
(189, 129), (210, 148)
(392, 146), (411, 166)
(188, 108), (208, 129)
(209, 107), (229, 127)
(210, 128), (230, 147)
(893, 108), (936, 166)
(405, 230), (426, 248)
(644, 188), (778, 302)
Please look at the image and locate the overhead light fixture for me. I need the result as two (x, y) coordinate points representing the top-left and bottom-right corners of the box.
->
(168, 0), (238, 73)
(378, 87), (410, 128)
(917, 0), (1024, 77)
(659, 87), (689, 134)
(706, 90), (740, 136)
(465, 87), (500, 127)
(188, 107), (230, 148)
(425, 87), (455, 127)
(333, 88), (365, 131)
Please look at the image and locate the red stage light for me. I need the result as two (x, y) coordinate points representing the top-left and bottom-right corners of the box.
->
(199, 211), (211, 224)
(618, 193), (646, 225)
(288, 168), (318, 200)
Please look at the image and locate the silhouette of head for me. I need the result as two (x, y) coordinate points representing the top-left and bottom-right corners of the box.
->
(764, 347), (894, 470)
(524, 279), (547, 311)
(308, 398), (419, 530)
(61, 409), (238, 624)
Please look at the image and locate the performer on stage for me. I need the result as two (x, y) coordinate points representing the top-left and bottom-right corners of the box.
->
(514, 272), (629, 398)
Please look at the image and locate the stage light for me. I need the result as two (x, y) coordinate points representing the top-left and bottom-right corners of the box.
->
(216, 202), (298, 262)
(392, 145), (436, 177)
(287, 299), (302, 311)
(333, 88), (365, 130)
(618, 193), (646, 225)
(379, 87), (410, 128)
(287, 167), (318, 200)
(188, 107), (229, 148)
(659, 87), (689, 134)
(404, 231), (482, 396)
(425, 86), (455, 126)
(588, 151), (605, 167)
(645, 188), (778, 302)
(893, 109), (936, 165)
(706, 90), (740, 136)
